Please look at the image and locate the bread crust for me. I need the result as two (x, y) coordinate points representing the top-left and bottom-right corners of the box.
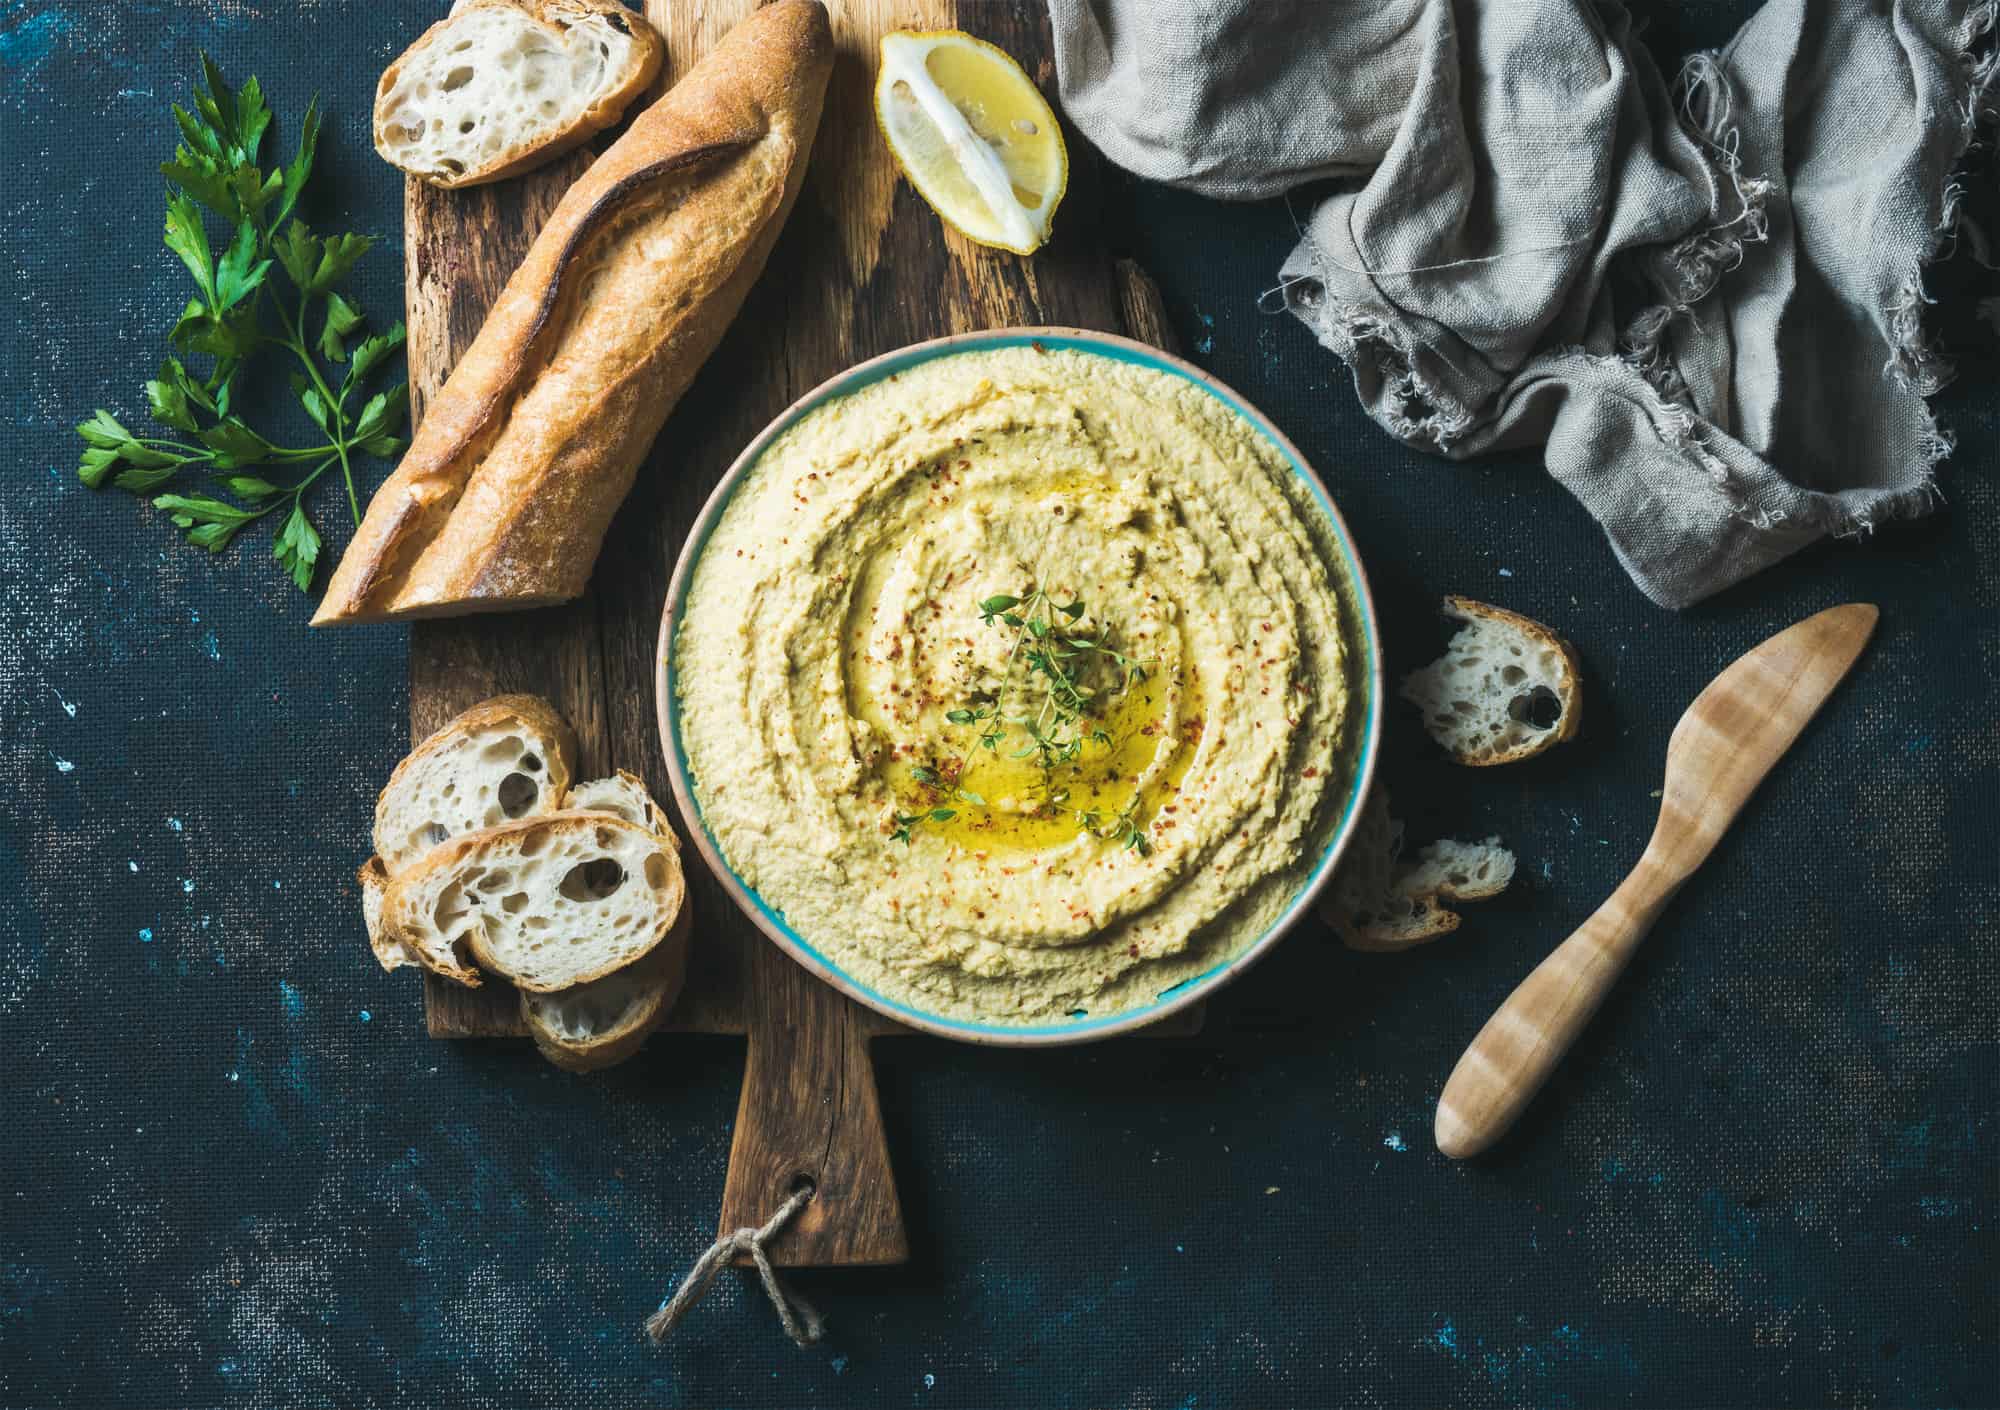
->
(374, 0), (666, 190)
(358, 855), (418, 973)
(319, 0), (835, 625)
(372, 693), (579, 864)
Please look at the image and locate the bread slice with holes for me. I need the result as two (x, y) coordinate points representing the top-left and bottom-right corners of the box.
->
(1320, 787), (1515, 951)
(374, 0), (664, 189)
(374, 694), (577, 872)
(1400, 597), (1582, 765)
(520, 902), (690, 1071)
(380, 812), (684, 992)
(565, 769), (678, 848)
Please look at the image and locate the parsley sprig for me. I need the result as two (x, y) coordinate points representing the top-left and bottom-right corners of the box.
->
(74, 56), (408, 592)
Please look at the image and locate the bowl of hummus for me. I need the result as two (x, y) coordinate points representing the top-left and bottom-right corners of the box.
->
(657, 332), (1380, 1043)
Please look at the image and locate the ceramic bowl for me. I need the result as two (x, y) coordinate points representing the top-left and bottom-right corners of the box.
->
(655, 329), (1381, 1045)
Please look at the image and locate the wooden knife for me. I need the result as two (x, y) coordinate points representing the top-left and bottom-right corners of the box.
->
(1434, 603), (1880, 1159)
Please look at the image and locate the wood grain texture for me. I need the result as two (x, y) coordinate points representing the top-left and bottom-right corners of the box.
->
(1433, 604), (1879, 1159)
(406, 0), (1198, 1262)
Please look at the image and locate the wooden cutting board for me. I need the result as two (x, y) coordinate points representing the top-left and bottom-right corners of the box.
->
(402, 0), (1195, 1268)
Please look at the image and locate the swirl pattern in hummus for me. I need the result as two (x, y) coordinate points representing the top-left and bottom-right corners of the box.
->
(676, 346), (1355, 1025)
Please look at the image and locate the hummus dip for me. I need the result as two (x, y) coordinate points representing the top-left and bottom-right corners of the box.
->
(676, 345), (1357, 1026)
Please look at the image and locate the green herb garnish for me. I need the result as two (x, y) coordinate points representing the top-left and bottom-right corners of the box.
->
(74, 56), (408, 593)
(895, 581), (1156, 855)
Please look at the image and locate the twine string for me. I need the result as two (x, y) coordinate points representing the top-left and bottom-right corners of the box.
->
(643, 1184), (824, 1348)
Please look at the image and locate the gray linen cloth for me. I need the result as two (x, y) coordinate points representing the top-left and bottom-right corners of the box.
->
(1050, 0), (1996, 606)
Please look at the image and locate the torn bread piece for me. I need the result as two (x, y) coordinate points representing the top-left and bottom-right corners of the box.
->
(1401, 597), (1582, 765)
(1321, 788), (1515, 951)
(374, 694), (578, 872)
(381, 813), (684, 993)
(374, 0), (664, 189)
(520, 902), (690, 1072)
(564, 769), (678, 848)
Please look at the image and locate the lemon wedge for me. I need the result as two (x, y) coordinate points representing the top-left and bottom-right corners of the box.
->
(875, 29), (1067, 256)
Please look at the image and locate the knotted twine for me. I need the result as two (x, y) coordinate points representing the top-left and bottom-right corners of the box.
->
(643, 1184), (824, 1348)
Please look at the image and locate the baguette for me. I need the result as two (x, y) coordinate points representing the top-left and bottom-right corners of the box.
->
(374, 0), (664, 189)
(315, 0), (834, 625)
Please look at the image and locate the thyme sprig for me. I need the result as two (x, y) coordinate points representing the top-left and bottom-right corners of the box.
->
(893, 584), (1156, 855)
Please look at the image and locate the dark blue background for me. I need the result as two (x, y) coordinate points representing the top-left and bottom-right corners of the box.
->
(2, 3), (1994, 1406)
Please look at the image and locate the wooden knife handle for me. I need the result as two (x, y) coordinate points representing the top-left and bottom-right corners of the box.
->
(1434, 862), (1675, 1158)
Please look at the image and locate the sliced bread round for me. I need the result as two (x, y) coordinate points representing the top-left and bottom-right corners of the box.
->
(381, 813), (684, 993)
(374, 694), (578, 871)
(520, 902), (690, 1072)
(374, 0), (664, 189)
(1400, 597), (1582, 765)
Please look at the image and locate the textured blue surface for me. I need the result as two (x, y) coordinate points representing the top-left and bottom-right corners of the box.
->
(2, 2), (1995, 1407)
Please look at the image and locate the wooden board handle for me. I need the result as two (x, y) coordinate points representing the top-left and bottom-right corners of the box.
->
(1433, 863), (1674, 1158)
(720, 927), (907, 1267)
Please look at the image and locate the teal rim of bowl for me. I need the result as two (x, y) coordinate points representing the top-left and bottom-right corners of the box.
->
(662, 330), (1381, 1043)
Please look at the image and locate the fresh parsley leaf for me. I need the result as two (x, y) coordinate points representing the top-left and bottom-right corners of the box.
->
(290, 372), (333, 434)
(198, 417), (275, 467)
(163, 194), (216, 305)
(223, 475), (284, 500)
(77, 409), (136, 449)
(161, 151), (238, 220)
(144, 368), (199, 433)
(305, 232), (372, 294)
(114, 463), (183, 492)
(78, 446), (125, 489)
(172, 102), (224, 166)
(195, 55), (243, 158)
(274, 221), (320, 289)
(155, 491), (260, 552)
(344, 322), (404, 387)
(231, 72), (272, 164)
(162, 357), (215, 414)
(351, 384), (408, 443)
(274, 97), (319, 230)
(317, 292), (364, 363)
(356, 433), (408, 460)
(273, 502), (320, 590)
(213, 221), (272, 313)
